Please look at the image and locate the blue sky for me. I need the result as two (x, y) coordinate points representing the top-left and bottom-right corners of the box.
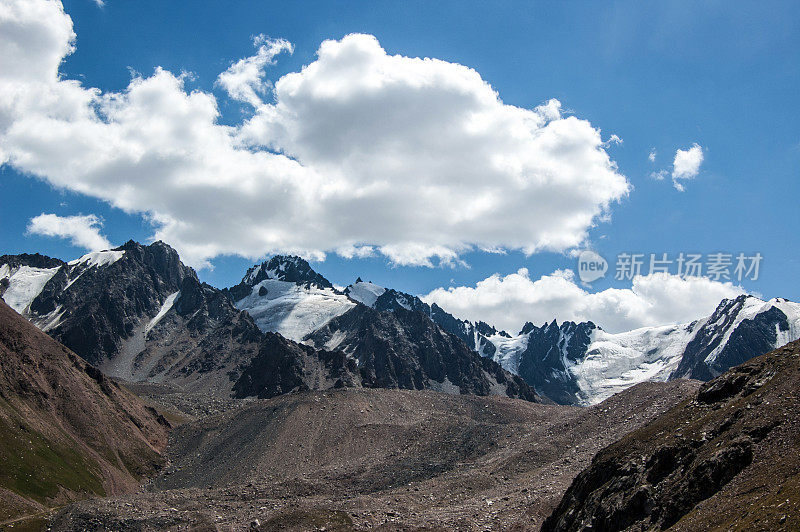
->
(1, 0), (798, 331)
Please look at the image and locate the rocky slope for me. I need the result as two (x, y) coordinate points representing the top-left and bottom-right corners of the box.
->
(542, 339), (800, 531)
(49, 380), (698, 531)
(232, 332), (360, 399)
(0, 300), (169, 523)
(350, 279), (503, 359)
(108, 275), (265, 396)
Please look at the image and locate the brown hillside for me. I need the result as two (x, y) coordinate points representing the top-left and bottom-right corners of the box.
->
(0, 300), (170, 522)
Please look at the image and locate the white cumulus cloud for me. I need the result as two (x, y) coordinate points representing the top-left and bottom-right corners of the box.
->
(216, 35), (293, 107)
(0, 0), (630, 268)
(671, 143), (704, 191)
(26, 213), (112, 251)
(422, 268), (745, 334)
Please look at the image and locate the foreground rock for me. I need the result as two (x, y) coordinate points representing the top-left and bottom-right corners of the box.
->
(0, 300), (169, 524)
(543, 339), (800, 531)
(50, 381), (697, 530)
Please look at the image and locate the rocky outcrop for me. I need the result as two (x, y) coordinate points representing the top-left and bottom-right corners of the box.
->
(516, 320), (596, 405)
(232, 333), (360, 398)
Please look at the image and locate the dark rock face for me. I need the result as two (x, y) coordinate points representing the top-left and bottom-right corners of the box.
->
(0, 253), (65, 270)
(542, 341), (800, 531)
(232, 333), (360, 398)
(1, 241), (195, 366)
(373, 288), (503, 359)
(40, 241), (195, 365)
(305, 305), (539, 401)
(516, 320), (596, 405)
(225, 255), (334, 302)
(671, 295), (790, 380)
(130, 276), (265, 393)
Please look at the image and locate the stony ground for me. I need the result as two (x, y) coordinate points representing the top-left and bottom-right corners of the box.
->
(49, 380), (699, 531)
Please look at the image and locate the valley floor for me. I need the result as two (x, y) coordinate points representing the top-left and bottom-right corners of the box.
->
(50, 382), (698, 531)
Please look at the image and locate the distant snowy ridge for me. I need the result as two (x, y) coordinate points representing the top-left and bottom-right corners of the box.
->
(483, 294), (800, 405)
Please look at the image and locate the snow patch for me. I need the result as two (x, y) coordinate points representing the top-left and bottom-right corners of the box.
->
(36, 305), (66, 332)
(570, 323), (697, 405)
(769, 298), (800, 350)
(145, 291), (180, 335)
(322, 329), (348, 352)
(0, 264), (61, 314)
(68, 249), (125, 268)
(486, 332), (529, 374)
(236, 279), (355, 341)
(345, 281), (386, 307)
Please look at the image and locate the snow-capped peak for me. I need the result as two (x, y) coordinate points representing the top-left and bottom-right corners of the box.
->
(698, 295), (800, 366)
(344, 279), (386, 307)
(240, 255), (333, 290)
(234, 277), (355, 342)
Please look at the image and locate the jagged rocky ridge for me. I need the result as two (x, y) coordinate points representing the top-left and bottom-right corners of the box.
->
(542, 339), (800, 531)
(304, 304), (538, 401)
(3, 244), (799, 405)
(340, 280), (800, 405)
(498, 295), (800, 405)
(0, 245), (538, 401)
(226, 255), (356, 342)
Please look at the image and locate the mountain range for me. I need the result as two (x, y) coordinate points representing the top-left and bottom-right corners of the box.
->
(2, 240), (799, 406)
(2, 240), (800, 530)
(0, 242), (536, 402)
